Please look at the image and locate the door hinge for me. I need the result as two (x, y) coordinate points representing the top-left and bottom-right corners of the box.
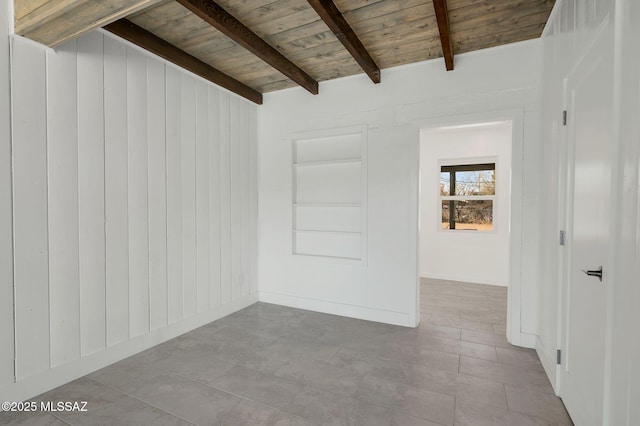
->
(562, 110), (567, 126)
(559, 230), (566, 246)
(557, 349), (562, 365)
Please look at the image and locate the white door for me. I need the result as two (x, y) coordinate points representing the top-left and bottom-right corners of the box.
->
(560, 21), (613, 426)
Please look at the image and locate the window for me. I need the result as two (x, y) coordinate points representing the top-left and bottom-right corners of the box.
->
(440, 163), (495, 231)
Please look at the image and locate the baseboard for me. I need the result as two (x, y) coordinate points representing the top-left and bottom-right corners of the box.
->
(258, 291), (412, 327)
(420, 273), (508, 287)
(0, 294), (258, 403)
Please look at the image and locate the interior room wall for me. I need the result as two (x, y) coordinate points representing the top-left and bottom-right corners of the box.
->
(419, 122), (512, 286)
(258, 39), (543, 339)
(1, 28), (259, 402)
(0, 0), (14, 395)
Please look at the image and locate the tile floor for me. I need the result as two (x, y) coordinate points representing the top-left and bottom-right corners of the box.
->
(1, 279), (573, 425)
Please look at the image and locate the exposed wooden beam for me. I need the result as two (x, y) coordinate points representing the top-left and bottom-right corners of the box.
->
(104, 19), (263, 105)
(432, 0), (454, 71)
(15, 0), (164, 47)
(306, 0), (380, 84)
(175, 0), (319, 95)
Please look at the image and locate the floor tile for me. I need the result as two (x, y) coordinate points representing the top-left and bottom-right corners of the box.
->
(454, 399), (548, 426)
(505, 385), (573, 424)
(210, 365), (305, 407)
(493, 323), (507, 335)
(356, 375), (455, 425)
(214, 398), (313, 426)
(274, 358), (360, 398)
(0, 411), (69, 426)
(330, 349), (506, 409)
(426, 314), (495, 333)
(149, 346), (236, 385)
(279, 385), (393, 426)
(418, 324), (462, 340)
(495, 346), (542, 367)
(38, 377), (192, 426)
(392, 412), (445, 426)
(460, 329), (511, 348)
(459, 356), (554, 394)
(90, 364), (242, 425)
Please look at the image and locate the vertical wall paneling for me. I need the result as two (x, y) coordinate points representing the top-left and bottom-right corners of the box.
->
(126, 48), (150, 338)
(239, 103), (250, 297)
(165, 66), (183, 323)
(219, 92), (232, 304)
(196, 81), (210, 312)
(104, 36), (130, 346)
(229, 97), (242, 300)
(208, 87), (222, 308)
(11, 36), (50, 379)
(5, 29), (259, 400)
(147, 57), (167, 331)
(46, 40), (81, 367)
(248, 105), (258, 295)
(77, 32), (106, 356)
(181, 74), (197, 316)
(0, 0), (14, 387)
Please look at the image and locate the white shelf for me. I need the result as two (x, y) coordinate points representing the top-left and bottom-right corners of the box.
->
(293, 229), (361, 235)
(292, 253), (361, 262)
(293, 158), (361, 167)
(293, 203), (361, 208)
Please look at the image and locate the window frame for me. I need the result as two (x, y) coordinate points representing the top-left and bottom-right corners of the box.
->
(439, 161), (497, 232)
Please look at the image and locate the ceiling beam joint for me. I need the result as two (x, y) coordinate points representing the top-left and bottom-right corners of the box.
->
(307, 0), (380, 84)
(176, 0), (318, 95)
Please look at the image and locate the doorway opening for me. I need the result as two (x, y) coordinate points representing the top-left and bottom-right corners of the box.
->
(418, 120), (513, 338)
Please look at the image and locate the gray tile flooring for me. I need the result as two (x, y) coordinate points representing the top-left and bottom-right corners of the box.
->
(1, 279), (573, 425)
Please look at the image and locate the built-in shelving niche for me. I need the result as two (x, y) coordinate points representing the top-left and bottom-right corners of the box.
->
(292, 128), (367, 262)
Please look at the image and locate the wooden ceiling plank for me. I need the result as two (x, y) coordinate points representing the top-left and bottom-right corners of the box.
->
(455, 23), (546, 54)
(15, 0), (165, 46)
(307, 0), (380, 83)
(103, 19), (263, 104)
(432, 0), (454, 71)
(175, 0), (319, 94)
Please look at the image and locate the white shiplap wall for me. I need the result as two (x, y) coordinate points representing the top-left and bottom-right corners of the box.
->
(2, 30), (258, 401)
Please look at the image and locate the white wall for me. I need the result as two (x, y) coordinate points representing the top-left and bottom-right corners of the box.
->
(419, 122), (512, 286)
(537, 0), (640, 424)
(259, 39), (542, 340)
(607, 1), (640, 424)
(0, 0), (14, 395)
(1, 28), (258, 402)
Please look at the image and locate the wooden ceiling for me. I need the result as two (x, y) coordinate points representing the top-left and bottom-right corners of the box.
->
(15, 0), (555, 104)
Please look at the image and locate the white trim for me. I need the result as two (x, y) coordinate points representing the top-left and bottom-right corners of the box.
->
(0, 294), (258, 402)
(258, 291), (412, 327)
(413, 108), (526, 347)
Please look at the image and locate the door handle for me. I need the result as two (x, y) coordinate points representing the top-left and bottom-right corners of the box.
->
(581, 266), (603, 282)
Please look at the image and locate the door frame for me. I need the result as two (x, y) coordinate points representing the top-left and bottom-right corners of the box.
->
(412, 108), (534, 347)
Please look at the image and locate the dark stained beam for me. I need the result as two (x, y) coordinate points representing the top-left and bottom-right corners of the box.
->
(433, 0), (454, 71)
(104, 19), (263, 104)
(307, 0), (380, 84)
(176, 0), (319, 95)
